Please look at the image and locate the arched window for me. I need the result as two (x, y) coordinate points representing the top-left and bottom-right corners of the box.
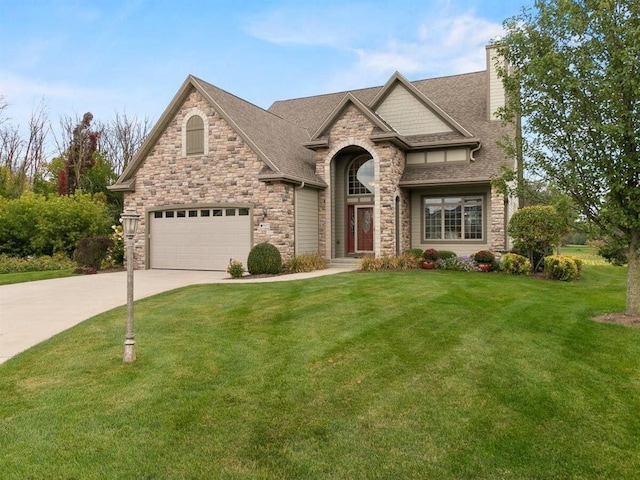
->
(347, 156), (374, 195)
(185, 115), (204, 155)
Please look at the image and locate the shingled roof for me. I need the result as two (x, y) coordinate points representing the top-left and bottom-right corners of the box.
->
(269, 70), (511, 185)
(113, 69), (511, 191)
(112, 75), (325, 191)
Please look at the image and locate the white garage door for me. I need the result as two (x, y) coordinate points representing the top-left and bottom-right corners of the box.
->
(150, 207), (251, 270)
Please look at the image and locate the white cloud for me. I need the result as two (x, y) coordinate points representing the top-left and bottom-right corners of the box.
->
(246, 2), (504, 92)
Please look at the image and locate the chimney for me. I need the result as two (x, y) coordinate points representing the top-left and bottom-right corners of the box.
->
(486, 40), (506, 121)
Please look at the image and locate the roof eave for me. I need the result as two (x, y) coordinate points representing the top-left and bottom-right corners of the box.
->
(369, 132), (411, 149)
(399, 177), (491, 187)
(406, 138), (482, 150)
(107, 178), (136, 192)
(257, 172), (327, 188)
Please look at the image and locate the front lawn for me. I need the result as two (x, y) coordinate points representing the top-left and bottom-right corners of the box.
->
(1, 266), (638, 479)
(0, 269), (76, 285)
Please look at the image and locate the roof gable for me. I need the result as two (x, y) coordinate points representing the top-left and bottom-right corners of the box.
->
(309, 92), (392, 141)
(111, 75), (325, 191)
(371, 72), (473, 139)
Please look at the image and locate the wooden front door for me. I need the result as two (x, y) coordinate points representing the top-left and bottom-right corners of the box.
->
(356, 206), (374, 252)
(346, 205), (374, 254)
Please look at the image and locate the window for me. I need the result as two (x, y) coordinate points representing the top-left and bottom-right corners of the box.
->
(424, 196), (483, 241)
(177, 210), (186, 218)
(154, 211), (163, 219)
(188, 210), (198, 217)
(186, 115), (204, 155)
(348, 157), (374, 195)
(225, 208), (236, 216)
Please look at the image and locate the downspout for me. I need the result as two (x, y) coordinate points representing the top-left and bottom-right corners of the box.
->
(470, 142), (482, 162)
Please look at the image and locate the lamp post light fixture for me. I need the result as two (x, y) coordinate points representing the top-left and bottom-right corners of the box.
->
(121, 211), (140, 364)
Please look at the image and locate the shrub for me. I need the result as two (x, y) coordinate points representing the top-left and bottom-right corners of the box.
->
(388, 252), (421, 270)
(423, 248), (439, 261)
(508, 205), (569, 272)
(360, 254), (384, 271)
(73, 236), (114, 270)
(284, 253), (327, 273)
(435, 255), (478, 272)
(247, 242), (282, 275)
(437, 250), (457, 260)
(0, 253), (75, 274)
(594, 237), (628, 266)
(360, 253), (421, 271)
(405, 248), (425, 262)
(0, 192), (112, 257)
(103, 224), (125, 268)
(500, 253), (531, 275)
(226, 260), (245, 278)
(473, 250), (496, 263)
(544, 255), (580, 281)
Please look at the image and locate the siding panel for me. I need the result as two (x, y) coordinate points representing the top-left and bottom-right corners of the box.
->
(295, 187), (319, 254)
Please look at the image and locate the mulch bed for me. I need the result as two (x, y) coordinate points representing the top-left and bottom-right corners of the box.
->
(592, 312), (640, 328)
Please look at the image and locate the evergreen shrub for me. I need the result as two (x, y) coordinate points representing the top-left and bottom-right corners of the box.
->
(247, 243), (282, 275)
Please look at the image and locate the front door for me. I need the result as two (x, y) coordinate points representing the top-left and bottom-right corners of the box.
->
(347, 205), (374, 254)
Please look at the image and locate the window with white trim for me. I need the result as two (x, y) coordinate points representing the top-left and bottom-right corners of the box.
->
(185, 115), (204, 155)
(423, 196), (483, 241)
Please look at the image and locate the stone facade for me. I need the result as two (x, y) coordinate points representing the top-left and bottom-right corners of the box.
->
(313, 104), (411, 258)
(123, 89), (295, 268)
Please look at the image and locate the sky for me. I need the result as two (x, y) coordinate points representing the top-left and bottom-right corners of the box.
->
(0, 0), (531, 147)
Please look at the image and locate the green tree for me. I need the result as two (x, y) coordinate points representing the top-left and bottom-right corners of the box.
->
(508, 205), (570, 272)
(498, 0), (640, 315)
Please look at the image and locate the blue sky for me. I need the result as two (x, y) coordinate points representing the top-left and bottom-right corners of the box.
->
(0, 0), (530, 143)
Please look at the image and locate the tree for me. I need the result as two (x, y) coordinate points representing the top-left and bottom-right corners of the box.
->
(55, 112), (99, 195)
(0, 99), (49, 198)
(498, 0), (640, 315)
(99, 112), (151, 175)
(508, 205), (570, 271)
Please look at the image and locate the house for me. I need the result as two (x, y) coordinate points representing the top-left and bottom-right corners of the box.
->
(110, 43), (517, 270)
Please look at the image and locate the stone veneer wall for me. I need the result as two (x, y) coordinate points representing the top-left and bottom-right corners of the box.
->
(124, 88), (295, 268)
(376, 142), (406, 256)
(490, 185), (507, 252)
(315, 104), (408, 258)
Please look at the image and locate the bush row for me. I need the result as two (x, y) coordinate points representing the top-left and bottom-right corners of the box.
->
(0, 192), (112, 257)
(360, 252), (422, 271)
(360, 249), (584, 281)
(0, 253), (76, 274)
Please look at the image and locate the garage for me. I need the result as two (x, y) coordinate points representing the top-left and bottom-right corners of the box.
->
(149, 207), (252, 270)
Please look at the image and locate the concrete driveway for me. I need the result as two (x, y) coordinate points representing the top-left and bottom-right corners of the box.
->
(0, 266), (356, 364)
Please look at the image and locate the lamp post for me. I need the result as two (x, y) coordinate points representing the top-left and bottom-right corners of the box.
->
(121, 211), (140, 364)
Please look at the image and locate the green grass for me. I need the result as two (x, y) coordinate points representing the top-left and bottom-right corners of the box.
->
(0, 268), (76, 285)
(561, 244), (609, 265)
(1, 267), (639, 479)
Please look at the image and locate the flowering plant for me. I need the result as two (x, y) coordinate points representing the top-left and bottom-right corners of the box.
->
(435, 255), (478, 272)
